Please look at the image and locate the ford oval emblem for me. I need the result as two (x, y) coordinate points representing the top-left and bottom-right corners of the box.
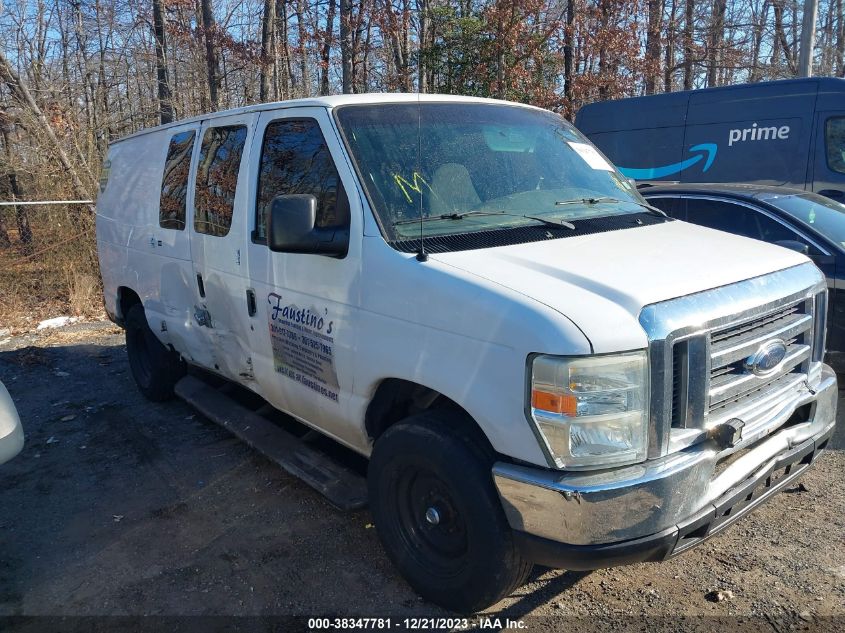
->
(745, 339), (788, 376)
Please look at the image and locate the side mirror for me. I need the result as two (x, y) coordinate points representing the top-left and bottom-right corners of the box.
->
(267, 194), (348, 257)
(774, 239), (810, 256)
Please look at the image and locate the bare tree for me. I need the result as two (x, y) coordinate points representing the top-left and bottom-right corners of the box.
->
(683, 0), (695, 89)
(645, 0), (663, 94)
(706, 0), (727, 87)
(200, 0), (221, 109)
(260, 0), (277, 101)
(320, 0), (337, 95)
(341, 0), (354, 92)
(152, 0), (174, 123)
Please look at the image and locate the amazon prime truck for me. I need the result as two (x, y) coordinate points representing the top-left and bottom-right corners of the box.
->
(575, 78), (845, 202)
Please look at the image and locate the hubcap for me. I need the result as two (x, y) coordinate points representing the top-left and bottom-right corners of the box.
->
(424, 506), (441, 525)
(393, 467), (469, 577)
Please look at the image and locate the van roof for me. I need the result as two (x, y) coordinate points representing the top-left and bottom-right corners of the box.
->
(111, 93), (545, 144)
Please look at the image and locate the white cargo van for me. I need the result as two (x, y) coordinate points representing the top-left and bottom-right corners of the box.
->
(97, 94), (837, 613)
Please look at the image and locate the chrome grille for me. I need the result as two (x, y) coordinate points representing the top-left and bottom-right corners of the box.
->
(707, 300), (812, 413)
(639, 263), (826, 459)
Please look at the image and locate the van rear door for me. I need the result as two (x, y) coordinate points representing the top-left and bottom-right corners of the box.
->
(188, 112), (258, 379)
(811, 113), (845, 202)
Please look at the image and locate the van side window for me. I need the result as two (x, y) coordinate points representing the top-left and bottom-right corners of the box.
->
(826, 117), (845, 175)
(159, 130), (195, 230)
(194, 125), (248, 237)
(255, 119), (349, 241)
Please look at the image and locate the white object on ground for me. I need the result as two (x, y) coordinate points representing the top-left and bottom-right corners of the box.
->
(36, 316), (81, 330)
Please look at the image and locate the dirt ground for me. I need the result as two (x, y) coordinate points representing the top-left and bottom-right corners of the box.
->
(0, 322), (844, 630)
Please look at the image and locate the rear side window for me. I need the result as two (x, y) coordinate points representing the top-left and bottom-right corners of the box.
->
(826, 117), (845, 175)
(159, 130), (195, 230)
(194, 125), (248, 237)
(682, 198), (825, 256)
(255, 119), (348, 241)
(683, 199), (760, 238)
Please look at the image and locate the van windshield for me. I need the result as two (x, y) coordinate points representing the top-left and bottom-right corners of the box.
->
(334, 103), (646, 242)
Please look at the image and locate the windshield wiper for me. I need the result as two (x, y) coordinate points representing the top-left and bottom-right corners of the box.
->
(393, 210), (506, 226)
(393, 210), (575, 230)
(554, 196), (620, 207)
(554, 196), (668, 218)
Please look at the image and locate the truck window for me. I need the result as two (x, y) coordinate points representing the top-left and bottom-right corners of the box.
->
(684, 198), (823, 255)
(683, 199), (754, 237)
(826, 117), (845, 175)
(255, 118), (348, 241)
(159, 130), (195, 230)
(194, 125), (248, 237)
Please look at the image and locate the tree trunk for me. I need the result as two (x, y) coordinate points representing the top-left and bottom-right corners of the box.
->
(320, 0), (336, 95)
(749, 0), (769, 81)
(296, 0), (311, 96)
(683, 0), (694, 89)
(1, 129), (32, 253)
(417, 0), (429, 91)
(340, 0), (354, 93)
(152, 0), (174, 123)
(261, 0), (277, 101)
(277, 0), (295, 97)
(664, 0), (677, 91)
(707, 0), (726, 87)
(563, 0), (575, 111)
(645, 0), (663, 94)
(200, 0), (220, 110)
(837, 0), (844, 76)
(772, 0), (795, 74)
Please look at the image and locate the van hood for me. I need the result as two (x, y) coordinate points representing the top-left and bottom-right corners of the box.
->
(432, 220), (810, 353)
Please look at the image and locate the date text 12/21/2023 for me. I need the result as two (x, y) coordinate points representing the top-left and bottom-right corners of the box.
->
(307, 617), (528, 630)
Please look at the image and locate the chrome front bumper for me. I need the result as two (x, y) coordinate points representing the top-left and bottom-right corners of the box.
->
(493, 365), (837, 568)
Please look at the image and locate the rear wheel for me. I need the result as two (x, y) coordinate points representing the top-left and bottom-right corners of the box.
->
(367, 410), (532, 613)
(125, 304), (185, 401)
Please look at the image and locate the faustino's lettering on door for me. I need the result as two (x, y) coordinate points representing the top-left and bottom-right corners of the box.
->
(267, 292), (339, 402)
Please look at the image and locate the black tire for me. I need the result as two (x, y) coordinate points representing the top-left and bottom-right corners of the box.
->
(125, 303), (185, 402)
(367, 409), (532, 613)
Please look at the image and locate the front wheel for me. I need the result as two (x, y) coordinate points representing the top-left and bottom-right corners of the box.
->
(367, 410), (532, 613)
(125, 304), (185, 401)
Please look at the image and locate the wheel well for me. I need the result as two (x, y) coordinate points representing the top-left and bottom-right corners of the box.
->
(117, 287), (141, 325)
(365, 378), (481, 443)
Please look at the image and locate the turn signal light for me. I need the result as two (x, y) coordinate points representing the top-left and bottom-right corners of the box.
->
(531, 389), (577, 416)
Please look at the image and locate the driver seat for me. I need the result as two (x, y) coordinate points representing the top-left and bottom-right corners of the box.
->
(430, 163), (480, 215)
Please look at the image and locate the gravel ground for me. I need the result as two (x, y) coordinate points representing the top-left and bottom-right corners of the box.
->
(0, 322), (843, 630)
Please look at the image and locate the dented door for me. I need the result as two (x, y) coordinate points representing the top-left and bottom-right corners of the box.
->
(186, 112), (258, 380)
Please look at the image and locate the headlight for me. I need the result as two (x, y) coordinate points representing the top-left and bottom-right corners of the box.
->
(529, 351), (649, 469)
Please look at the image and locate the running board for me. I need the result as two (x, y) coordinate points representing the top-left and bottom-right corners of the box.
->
(175, 375), (368, 511)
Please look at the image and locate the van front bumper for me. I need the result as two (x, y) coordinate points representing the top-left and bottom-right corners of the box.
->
(493, 365), (838, 570)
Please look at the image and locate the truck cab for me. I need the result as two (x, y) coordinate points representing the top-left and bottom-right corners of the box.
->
(97, 94), (837, 613)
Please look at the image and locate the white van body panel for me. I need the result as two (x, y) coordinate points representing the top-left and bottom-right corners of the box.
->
(95, 93), (817, 469)
(97, 122), (200, 351)
(0, 381), (24, 465)
(435, 220), (808, 353)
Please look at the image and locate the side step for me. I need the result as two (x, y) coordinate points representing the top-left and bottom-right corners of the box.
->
(175, 375), (368, 511)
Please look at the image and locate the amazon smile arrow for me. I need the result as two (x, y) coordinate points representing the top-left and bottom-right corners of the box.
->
(618, 143), (718, 180)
